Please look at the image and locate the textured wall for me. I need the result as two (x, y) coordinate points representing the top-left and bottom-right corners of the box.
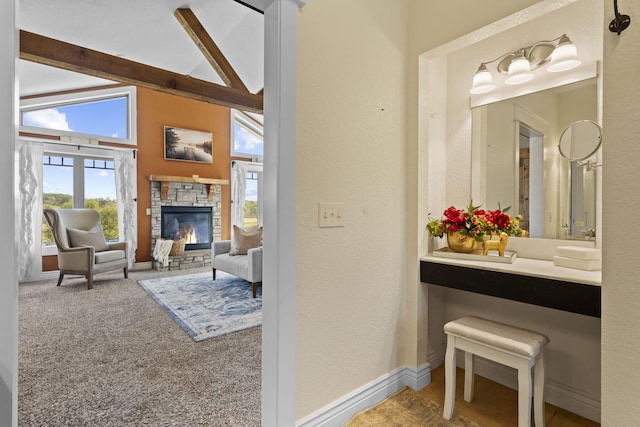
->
(601, 0), (640, 423)
(296, 0), (409, 418)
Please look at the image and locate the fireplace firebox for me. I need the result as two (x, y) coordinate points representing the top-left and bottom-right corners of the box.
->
(161, 206), (213, 251)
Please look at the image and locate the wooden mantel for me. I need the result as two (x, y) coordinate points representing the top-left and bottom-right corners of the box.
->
(148, 174), (229, 201)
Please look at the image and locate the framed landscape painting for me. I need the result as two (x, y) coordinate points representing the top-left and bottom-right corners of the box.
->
(164, 126), (213, 163)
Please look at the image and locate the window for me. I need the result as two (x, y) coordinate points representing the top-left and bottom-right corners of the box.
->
(20, 86), (137, 145)
(42, 152), (118, 252)
(243, 170), (262, 228)
(231, 161), (263, 230)
(231, 109), (263, 158)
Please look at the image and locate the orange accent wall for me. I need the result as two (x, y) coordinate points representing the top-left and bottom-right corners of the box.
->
(136, 88), (232, 263)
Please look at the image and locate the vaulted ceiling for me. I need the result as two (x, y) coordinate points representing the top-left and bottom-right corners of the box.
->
(19, 0), (264, 111)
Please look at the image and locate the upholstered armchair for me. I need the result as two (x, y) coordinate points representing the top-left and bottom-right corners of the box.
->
(212, 225), (263, 298)
(43, 208), (128, 289)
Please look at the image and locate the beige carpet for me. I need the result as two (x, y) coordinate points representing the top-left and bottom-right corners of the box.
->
(18, 267), (261, 427)
(344, 387), (484, 427)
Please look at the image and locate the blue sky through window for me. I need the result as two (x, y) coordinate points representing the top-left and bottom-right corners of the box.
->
(43, 160), (117, 200)
(23, 97), (128, 139)
(234, 122), (263, 157)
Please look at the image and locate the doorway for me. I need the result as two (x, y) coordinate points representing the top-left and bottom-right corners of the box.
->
(518, 122), (544, 238)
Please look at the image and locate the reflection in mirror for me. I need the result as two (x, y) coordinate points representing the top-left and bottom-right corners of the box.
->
(558, 120), (602, 161)
(558, 120), (602, 239)
(472, 78), (598, 240)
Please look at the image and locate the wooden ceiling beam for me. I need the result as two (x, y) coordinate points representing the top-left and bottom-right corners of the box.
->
(174, 8), (249, 93)
(19, 30), (263, 113)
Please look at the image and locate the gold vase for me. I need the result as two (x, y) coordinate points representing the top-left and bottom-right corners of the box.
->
(446, 231), (478, 253)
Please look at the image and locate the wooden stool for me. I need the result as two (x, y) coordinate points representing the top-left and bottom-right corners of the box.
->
(442, 316), (549, 427)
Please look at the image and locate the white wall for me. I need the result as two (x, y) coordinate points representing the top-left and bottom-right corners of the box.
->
(296, 0), (409, 419)
(0, 0), (17, 425)
(601, 0), (640, 423)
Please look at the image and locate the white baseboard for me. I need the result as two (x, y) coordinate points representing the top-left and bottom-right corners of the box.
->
(295, 363), (431, 427)
(133, 261), (152, 271)
(21, 270), (59, 282)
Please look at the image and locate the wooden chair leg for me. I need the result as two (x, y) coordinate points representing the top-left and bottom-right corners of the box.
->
(123, 267), (128, 279)
(252, 282), (257, 298)
(56, 273), (64, 287)
(212, 268), (217, 280)
(87, 274), (93, 290)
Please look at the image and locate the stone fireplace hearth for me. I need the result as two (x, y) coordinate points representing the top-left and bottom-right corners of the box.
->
(149, 175), (228, 270)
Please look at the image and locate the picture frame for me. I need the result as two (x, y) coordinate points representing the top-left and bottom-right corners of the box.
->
(164, 126), (213, 163)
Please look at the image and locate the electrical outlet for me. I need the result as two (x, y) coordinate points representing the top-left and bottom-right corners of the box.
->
(318, 202), (345, 228)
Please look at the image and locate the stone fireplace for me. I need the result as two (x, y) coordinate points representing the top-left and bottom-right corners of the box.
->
(149, 175), (228, 270)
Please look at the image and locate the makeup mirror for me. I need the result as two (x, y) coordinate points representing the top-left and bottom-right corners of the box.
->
(558, 120), (602, 161)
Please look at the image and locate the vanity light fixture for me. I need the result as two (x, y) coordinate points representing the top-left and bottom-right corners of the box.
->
(470, 34), (581, 94)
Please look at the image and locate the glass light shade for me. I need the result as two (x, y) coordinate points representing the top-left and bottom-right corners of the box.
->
(505, 57), (533, 85)
(547, 42), (581, 72)
(470, 67), (495, 94)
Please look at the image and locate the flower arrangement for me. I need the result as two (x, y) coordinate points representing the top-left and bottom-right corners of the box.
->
(426, 201), (524, 242)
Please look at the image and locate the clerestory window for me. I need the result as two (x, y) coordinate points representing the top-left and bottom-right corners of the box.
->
(20, 86), (137, 145)
(231, 109), (263, 159)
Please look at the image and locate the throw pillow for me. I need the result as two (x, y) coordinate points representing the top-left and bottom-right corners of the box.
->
(229, 225), (263, 255)
(67, 225), (110, 252)
(170, 238), (186, 256)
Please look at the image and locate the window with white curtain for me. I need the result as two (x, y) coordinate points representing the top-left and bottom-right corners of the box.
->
(231, 161), (263, 230)
(17, 86), (139, 280)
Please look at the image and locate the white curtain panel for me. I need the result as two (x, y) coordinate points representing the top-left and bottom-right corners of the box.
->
(114, 149), (138, 268)
(232, 161), (248, 227)
(17, 139), (43, 281)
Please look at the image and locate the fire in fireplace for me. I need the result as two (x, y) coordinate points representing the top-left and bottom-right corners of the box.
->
(161, 206), (213, 251)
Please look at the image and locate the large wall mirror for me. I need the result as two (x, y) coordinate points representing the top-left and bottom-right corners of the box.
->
(471, 77), (598, 240)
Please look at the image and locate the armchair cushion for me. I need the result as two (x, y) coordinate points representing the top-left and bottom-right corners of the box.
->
(229, 225), (263, 255)
(67, 225), (110, 252)
(95, 250), (126, 264)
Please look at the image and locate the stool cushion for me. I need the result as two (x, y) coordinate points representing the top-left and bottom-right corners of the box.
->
(444, 316), (549, 358)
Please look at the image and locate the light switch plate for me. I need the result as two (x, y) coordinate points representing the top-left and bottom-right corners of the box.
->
(318, 202), (345, 227)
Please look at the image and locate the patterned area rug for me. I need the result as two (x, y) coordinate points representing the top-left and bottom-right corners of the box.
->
(138, 271), (262, 342)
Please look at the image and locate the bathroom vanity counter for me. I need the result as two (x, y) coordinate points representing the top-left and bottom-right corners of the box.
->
(420, 255), (601, 317)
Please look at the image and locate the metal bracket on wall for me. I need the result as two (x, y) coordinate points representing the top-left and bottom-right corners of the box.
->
(609, 0), (631, 34)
